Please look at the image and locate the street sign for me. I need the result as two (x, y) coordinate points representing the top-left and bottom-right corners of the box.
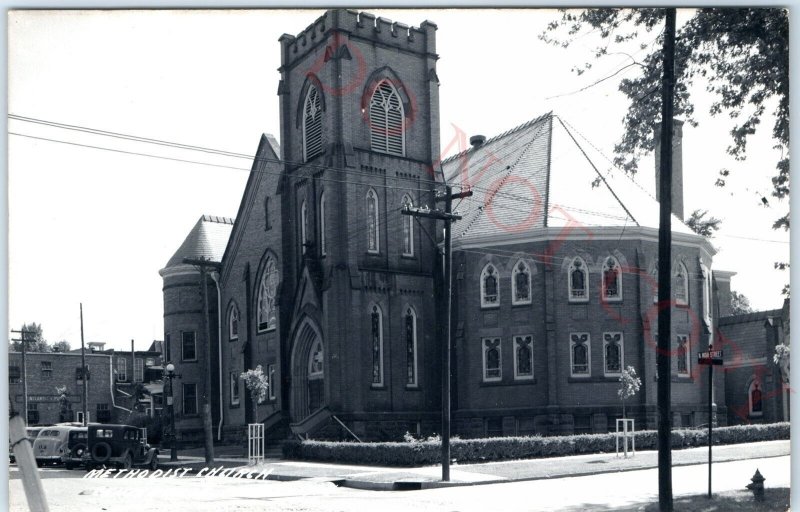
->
(698, 350), (723, 365)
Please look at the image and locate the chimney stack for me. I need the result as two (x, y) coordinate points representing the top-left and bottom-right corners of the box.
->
(654, 119), (684, 220)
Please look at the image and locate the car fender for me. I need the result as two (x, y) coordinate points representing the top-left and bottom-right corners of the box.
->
(144, 448), (159, 464)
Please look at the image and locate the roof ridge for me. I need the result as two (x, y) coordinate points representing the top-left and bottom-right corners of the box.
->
(441, 111), (553, 166)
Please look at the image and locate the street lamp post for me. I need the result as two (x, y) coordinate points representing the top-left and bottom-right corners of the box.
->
(164, 363), (181, 462)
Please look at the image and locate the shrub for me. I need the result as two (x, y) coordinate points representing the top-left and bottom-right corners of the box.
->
(283, 422), (789, 467)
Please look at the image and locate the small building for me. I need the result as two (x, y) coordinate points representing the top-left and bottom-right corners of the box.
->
(8, 351), (118, 425)
(719, 299), (790, 425)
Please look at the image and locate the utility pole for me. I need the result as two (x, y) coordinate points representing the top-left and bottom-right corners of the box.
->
(657, 8), (677, 512)
(402, 185), (472, 482)
(11, 329), (32, 425)
(80, 304), (88, 426)
(183, 257), (217, 464)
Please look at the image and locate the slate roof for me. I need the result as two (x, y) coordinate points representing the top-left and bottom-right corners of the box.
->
(442, 112), (696, 245)
(163, 215), (235, 269)
(718, 308), (783, 327)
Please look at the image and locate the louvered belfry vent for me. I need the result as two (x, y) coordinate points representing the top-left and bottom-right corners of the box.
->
(369, 80), (405, 156)
(303, 86), (323, 162)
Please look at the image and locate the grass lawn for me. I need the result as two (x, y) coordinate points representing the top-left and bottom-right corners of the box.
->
(637, 488), (790, 511)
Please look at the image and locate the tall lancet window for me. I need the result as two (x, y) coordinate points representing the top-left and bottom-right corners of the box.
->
(405, 307), (418, 387)
(303, 86), (323, 162)
(319, 192), (327, 257)
(370, 305), (384, 386)
(369, 80), (405, 156)
(402, 195), (414, 256)
(300, 199), (309, 254)
(366, 189), (380, 253)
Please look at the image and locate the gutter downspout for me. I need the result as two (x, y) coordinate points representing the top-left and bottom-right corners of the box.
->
(211, 271), (224, 441)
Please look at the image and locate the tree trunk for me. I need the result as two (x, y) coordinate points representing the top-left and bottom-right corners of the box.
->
(252, 399), (258, 425)
(622, 398), (626, 419)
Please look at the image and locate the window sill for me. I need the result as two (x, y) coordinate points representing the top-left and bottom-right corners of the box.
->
(480, 304), (500, 310)
(181, 359), (198, 363)
(405, 384), (421, 391)
(229, 337), (239, 343)
(370, 384), (386, 390)
(601, 297), (623, 303)
(568, 298), (590, 304)
(257, 326), (276, 334)
(400, 254), (416, 260)
(229, 403), (240, 409)
(511, 301), (532, 307)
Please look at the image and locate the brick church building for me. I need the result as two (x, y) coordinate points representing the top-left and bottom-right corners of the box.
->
(160, 9), (742, 443)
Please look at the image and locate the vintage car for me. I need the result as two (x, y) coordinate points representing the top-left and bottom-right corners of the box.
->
(84, 424), (159, 470)
(33, 426), (78, 466)
(9, 426), (45, 464)
(62, 427), (88, 469)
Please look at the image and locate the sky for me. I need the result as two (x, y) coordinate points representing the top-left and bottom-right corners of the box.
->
(7, 8), (790, 351)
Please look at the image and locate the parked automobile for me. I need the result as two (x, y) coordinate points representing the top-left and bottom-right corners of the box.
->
(62, 427), (88, 470)
(9, 426), (45, 464)
(84, 424), (159, 470)
(33, 426), (78, 466)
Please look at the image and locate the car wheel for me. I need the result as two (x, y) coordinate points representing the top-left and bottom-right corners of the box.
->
(91, 442), (112, 464)
(65, 462), (74, 470)
(148, 454), (158, 471)
(121, 453), (132, 470)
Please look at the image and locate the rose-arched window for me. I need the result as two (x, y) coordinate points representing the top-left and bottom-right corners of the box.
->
(404, 306), (418, 387)
(228, 305), (239, 341)
(370, 305), (384, 386)
(749, 380), (763, 416)
(675, 262), (689, 305)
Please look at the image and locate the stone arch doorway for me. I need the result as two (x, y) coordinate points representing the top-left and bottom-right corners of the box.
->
(289, 318), (325, 422)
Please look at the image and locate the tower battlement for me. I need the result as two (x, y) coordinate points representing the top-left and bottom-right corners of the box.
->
(279, 10), (436, 68)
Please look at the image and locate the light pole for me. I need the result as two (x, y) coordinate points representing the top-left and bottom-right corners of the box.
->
(164, 363), (181, 462)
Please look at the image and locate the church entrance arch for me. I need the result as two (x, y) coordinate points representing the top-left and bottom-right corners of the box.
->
(289, 318), (325, 422)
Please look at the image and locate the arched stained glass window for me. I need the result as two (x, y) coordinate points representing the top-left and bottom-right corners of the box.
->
(482, 337), (502, 381)
(570, 333), (590, 376)
(602, 256), (622, 301)
(749, 380), (763, 416)
(603, 332), (622, 375)
(512, 260), (532, 305)
(569, 257), (588, 301)
(514, 335), (533, 379)
(257, 257), (279, 331)
(320, 192), (327, 257)
(481, 264), (499, 308)
(369, 80), (405, 156)
(229, 305), (239, 340)
(676, 335), (690, 375)
(675, 262), (689, 305)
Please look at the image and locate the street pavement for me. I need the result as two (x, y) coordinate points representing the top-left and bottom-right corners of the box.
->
(8, 452), (791, 512)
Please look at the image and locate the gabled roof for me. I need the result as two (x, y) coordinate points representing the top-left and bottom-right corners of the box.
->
(163, 215), (235, 269)
(442, 112), (698, 246)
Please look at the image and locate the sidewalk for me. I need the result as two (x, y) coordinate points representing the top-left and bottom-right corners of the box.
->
(157, 439), (789, 491)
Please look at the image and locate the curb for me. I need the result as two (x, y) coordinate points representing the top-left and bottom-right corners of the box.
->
(331, 452), (790, 492)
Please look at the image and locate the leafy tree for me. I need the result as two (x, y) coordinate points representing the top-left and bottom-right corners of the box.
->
(541, 8), (789, 231)
(730, 290), (753, 315)
(52, 340), (71, 353)
(240, 365), (270, 423)
(10, 322), (50, 352)
(685, 209), (721, 238)
(617, 365), (641, 419)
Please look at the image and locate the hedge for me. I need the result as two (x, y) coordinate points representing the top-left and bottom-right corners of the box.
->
(282, 422), (789, 467)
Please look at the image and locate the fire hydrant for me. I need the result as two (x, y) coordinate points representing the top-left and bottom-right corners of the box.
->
(746, 469), (765, 501)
